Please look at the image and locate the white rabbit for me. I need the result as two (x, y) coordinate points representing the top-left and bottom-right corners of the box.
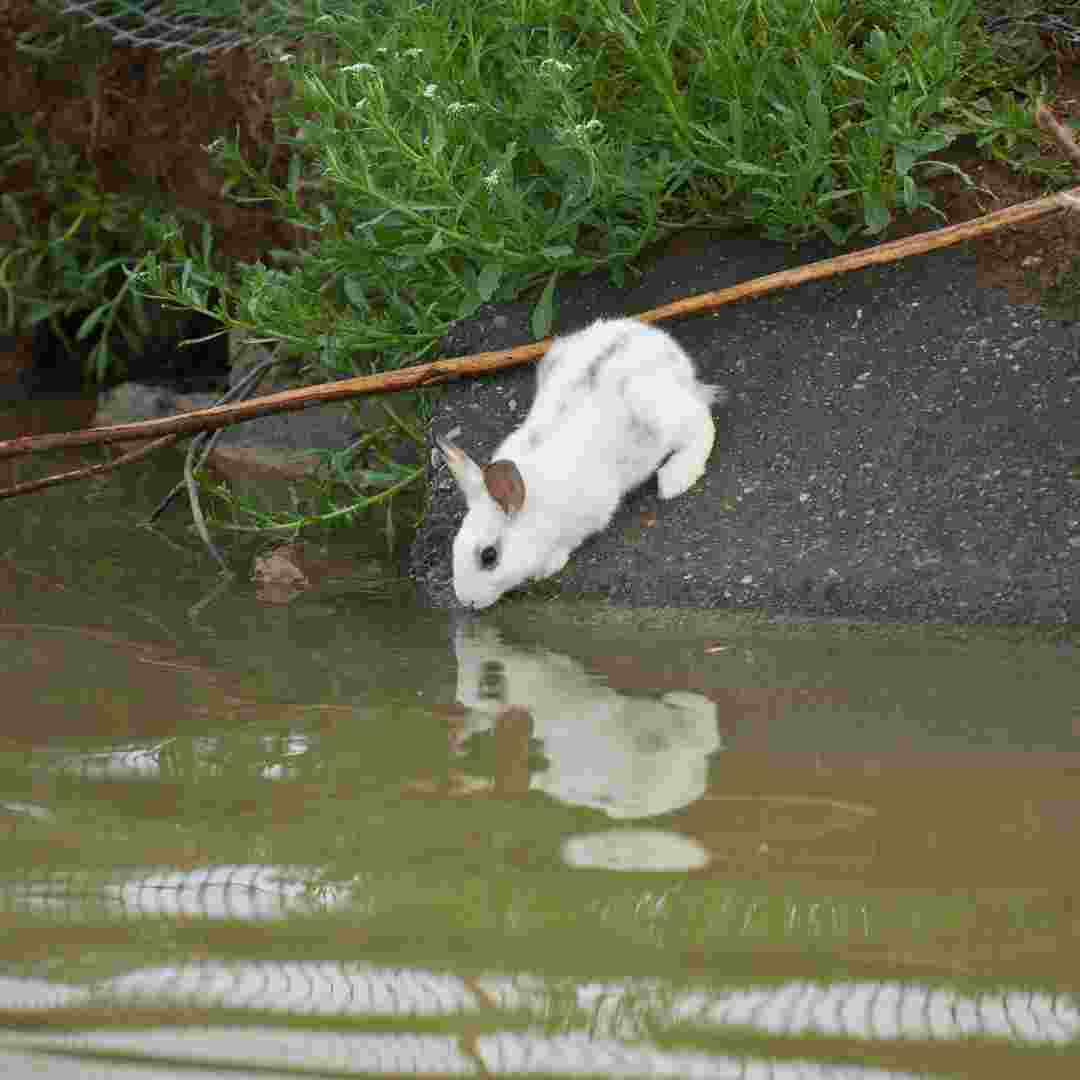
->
(437, 317), (722, 609)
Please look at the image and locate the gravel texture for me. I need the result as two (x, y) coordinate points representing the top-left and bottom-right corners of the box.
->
(410, 231), (1079, 623)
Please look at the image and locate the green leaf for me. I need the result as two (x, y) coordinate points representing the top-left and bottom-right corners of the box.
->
(894, 144), (917, 177)
(901, 173), (919, 211)
(805, 81), (829, 147)
(75, 302), (110, 341)
(456, 293), (482, 320)
(816, 187), (859, 204)
(430, 117), (446, 159)
(342, 275), (368, 312)
(477, 262), (502, 301)
(833, 64), (875, 86)
(862, 195), (891, 235)
(729, 98), (744, 157)
(896, 131), (954, 177)
(83, 256), (128, 283)
(128, 289), (152, 337)
(25, 299), (68, 326)
(531, 271), (557, 341)
(540, 245), (573, 259)
(867, 28), (890, 60)
(726, 159), (783, 177)
(820, 218), (851, 245)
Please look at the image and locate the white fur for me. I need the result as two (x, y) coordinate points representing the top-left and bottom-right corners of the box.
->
(438, 317), (721, 609)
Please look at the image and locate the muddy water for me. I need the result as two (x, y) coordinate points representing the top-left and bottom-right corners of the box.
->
(0, 411), (1078, 1078)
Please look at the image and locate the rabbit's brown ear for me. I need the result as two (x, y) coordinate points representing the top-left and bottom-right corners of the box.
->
(484, 460), (525, 515)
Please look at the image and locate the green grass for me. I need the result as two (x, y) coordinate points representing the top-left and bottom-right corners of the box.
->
(0, 116), (165, 381)
(137, 2), (1065, 367)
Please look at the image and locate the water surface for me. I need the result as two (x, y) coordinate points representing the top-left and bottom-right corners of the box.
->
(1, 425), (1077, 1078)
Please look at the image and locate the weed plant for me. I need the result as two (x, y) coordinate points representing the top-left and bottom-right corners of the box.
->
(204, 430), (425, 545)
(138, 2), (1062, 365)
(0, 117), (163, 381)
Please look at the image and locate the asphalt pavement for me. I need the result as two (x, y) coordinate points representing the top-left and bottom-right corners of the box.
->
(411, 229), (1079, 623)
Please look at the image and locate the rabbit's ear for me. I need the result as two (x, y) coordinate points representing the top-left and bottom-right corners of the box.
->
(437, 436), (488, 505)
(484, 459), (526, 515)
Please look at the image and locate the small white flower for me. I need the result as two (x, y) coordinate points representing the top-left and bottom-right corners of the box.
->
(556, 118), (603, 146)
(401, 47), (423, 59)
(342, 62), (376, 75)
(540, 58), (573, 77)
(375, 46), (389, 55)
(447, 101), (479, 116)
(423, 83), (438, 99)
(483, 168), (501, 190)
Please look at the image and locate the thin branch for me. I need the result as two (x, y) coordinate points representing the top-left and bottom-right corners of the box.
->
(0, 356), (282, 506)
(154, 354), (283, 571)
(148, 354), (282, 524)
(1036, 103), (1080, 171)
(185, 426), (231, 576)
(2, 182), (1079, 463)
(0, 435), (178, 500)
(636, 183), (1078, 325)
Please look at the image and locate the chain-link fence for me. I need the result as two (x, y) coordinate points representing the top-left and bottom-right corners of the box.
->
(54, 1), (272, 57)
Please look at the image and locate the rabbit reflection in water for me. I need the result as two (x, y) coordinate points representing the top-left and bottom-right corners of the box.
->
(438, 318), (723, 609)
(453, 623), (721, 820)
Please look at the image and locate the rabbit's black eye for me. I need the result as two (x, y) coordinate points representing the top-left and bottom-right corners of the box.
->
(479, 545), (498, 570)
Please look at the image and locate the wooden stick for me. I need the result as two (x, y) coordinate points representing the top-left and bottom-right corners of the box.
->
(0, 435), (178, 500)
(2, 182), (1078, 463)
(1036, 103), (1080, 172)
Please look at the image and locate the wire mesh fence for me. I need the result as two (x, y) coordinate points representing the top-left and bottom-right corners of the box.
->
(54, 1), (274, 58)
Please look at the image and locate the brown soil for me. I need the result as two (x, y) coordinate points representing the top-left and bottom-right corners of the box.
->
(899, 154), (1080, 308)
(887, 68), (1080, 307)
(0, 1), (311, 263)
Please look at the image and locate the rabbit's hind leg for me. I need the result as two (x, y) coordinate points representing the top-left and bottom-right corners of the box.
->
(622, 373), (716, 499)
(655, 394), (715, 499)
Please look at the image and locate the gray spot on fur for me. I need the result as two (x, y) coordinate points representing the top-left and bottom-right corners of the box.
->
(578, 334), (630, 391)
(628, 412), (659, 445)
